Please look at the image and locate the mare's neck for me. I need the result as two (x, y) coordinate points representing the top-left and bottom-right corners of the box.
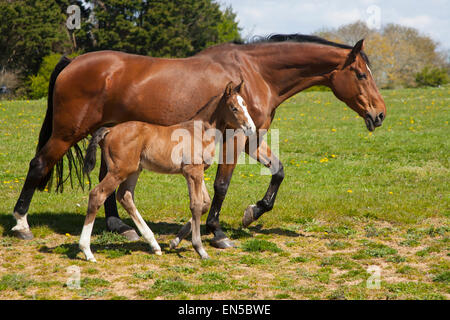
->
(245, 42), (346, 106)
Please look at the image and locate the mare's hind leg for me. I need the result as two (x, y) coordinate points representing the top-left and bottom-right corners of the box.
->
(12, 137), (72, 239)
(80, 173), (122, 262)
(100, 155), (140, 241)
(116, 171), (162, 255)
(170, 180), (210, 249)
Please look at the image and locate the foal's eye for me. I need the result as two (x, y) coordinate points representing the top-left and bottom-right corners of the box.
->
(231, 107), (238, 113)
(356, 72), (367, 80)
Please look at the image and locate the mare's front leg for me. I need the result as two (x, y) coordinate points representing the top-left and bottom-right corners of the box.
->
(242, 140), (284, 228)
(206, 132), (247, 249)
(100, 154), (140, 241)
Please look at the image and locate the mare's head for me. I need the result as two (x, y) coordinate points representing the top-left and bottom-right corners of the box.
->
(329, 39), (386, 131)
(221, 80), (256, 136)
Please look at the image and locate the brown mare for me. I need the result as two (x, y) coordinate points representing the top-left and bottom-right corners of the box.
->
(79, 81), (254, 261)
(12, 34), (386, 249)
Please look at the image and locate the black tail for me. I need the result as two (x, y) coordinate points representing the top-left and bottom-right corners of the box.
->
(83, 127), (110, 174)
(36, 56), (72, 191)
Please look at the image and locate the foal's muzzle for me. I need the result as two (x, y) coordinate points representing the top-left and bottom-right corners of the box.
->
(242, 124), (256, 136)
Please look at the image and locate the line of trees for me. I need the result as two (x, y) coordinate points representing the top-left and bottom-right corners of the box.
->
(1, 2), (448, 98)
(316, 21), (449, 88)
(0, 0), (241, 98)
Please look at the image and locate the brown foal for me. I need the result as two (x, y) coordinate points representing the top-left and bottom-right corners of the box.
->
(79, 81), (255, 261)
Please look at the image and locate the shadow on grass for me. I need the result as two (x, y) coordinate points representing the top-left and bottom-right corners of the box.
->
(38, 241), (188, 260)
(0, 211), (301, 239)
(0, 211), (184, 237)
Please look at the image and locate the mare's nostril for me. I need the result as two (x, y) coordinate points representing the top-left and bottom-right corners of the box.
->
(378, 112), (384, 121)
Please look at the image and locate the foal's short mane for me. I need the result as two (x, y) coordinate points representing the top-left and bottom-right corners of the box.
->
(234, 33), (371, 66)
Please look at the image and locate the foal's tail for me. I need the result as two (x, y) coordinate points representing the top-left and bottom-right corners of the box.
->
(83, 127), (110, 174)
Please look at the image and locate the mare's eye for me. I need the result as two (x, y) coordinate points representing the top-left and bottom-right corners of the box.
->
(231, 107), (238, 113)
(356, 72), (367, 80)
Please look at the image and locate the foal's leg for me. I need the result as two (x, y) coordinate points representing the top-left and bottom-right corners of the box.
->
(117, 171), (161, 255)
(12, 137), (72, 239)
(183, 166), (209, 259)
(242, 140), (284, 228)
(80, 174), (122, 262)
(100, 155), (140, 241)
(170, 180), (211, 249)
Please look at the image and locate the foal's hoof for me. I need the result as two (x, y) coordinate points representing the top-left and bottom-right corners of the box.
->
(210, 237), (235, 249)
(120, 229), (140, 242)
(242, 205), (257, 228)
(169, 239), (179, 249)
(12, 229), (34, 240)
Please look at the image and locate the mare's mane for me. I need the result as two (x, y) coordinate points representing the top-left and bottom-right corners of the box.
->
(233, 33), (370, 65)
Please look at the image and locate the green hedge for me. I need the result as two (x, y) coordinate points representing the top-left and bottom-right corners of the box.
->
(28, 53), (79, 99)
(415, 66), (449, 87)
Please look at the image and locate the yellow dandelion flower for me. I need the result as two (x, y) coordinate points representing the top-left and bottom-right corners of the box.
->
(347, 189), (353, 193)
(331, 128), (336, 132)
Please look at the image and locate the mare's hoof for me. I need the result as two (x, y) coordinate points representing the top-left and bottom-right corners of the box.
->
(12, 229), (34, 240)
(242, 205), (257, 228)
(120, 229), (140, 242)
(210, 237), (235, 249)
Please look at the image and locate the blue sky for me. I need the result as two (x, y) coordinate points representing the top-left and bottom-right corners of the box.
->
(219, 0), (450, 50)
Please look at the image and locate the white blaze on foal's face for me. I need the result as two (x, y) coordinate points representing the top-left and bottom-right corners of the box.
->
(366, 64), (372, 77)
(235, 94), (256, 136)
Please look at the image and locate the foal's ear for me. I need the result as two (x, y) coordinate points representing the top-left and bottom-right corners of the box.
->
(225, 81), (235, 96)
(234, 79), (245, 93)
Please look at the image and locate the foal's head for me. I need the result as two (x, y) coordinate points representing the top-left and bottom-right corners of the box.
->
(328, 39), (386, 131)
(220, 81), (256, 136)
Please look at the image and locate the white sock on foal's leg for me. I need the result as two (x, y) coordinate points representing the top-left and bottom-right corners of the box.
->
(131, 209), (162, 255)
(79, 220), (96, 262)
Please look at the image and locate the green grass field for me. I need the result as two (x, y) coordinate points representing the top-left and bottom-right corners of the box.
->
(0, 86), (448, 300)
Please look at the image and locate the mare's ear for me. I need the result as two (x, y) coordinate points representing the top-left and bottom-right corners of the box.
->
(225, 81), (234, 96)
(345, 39), (364, 66)
(234, 79), (245, 93)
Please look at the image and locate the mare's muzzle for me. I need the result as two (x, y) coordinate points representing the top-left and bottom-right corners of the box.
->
(365, 112), (384, 131)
